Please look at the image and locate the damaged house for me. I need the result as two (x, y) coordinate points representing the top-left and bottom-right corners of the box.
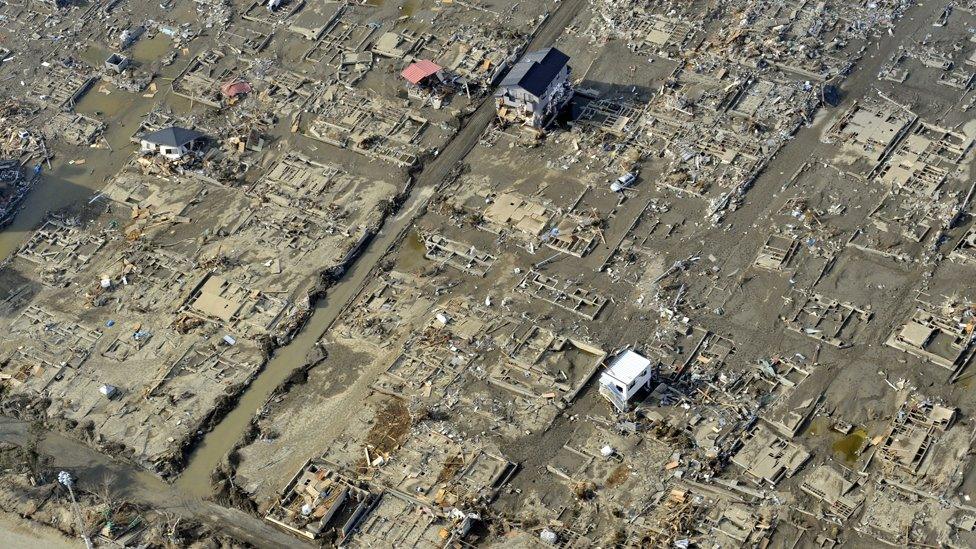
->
(598, 350), (653, 412)
(139, 126), (208, 160)
(494, 47), (573, 129)
(401, 60), (444, 89)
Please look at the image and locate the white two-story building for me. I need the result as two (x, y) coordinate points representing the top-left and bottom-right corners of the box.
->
(598, 350), (653, 413)
(494, 47), (572, 129)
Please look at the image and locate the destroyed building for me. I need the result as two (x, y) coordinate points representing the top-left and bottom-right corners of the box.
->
(1, 0), (976, 548)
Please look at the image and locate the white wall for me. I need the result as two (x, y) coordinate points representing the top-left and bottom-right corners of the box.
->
(140, 140), (187, 160)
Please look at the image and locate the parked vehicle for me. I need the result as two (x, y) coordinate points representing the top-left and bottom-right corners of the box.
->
(610, 171), (637, 192)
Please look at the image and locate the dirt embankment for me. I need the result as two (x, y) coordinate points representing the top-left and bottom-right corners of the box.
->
(210, 344), (329, 514)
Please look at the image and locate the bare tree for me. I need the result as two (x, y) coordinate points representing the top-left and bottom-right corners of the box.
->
(97, 472), (119, 506)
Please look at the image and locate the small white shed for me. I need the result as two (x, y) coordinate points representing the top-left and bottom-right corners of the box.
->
(599, 350), (652, 412)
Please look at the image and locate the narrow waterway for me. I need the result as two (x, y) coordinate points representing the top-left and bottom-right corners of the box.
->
(174, 185), (432, 496)
(174, 0), (590, 497)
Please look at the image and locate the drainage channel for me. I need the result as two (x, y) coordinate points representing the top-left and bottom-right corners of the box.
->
(173, 0), (588, 498)
(174, 188), (430, 497)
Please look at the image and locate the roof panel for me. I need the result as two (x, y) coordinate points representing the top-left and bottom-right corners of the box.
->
(498, 47), (570, 98)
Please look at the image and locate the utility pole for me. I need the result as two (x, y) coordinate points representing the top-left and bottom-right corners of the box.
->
(58, 471), (94, 549)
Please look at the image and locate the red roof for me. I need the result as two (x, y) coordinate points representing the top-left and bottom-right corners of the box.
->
(221, 81), (252, 98)
(401, 60), (442, 85)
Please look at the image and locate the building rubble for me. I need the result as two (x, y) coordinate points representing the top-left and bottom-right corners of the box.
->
(1, 0), (976, 548)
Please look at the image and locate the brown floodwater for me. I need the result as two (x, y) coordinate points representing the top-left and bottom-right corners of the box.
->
(832, 428), (868, 463)
(129, 35), (174, 65)
(0, 85), (151, 260)
(402, 0), (418, 17)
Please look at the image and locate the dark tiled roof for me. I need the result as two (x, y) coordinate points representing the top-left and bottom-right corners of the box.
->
(142, 126), (206, 147)
(498, 47), (569, 99)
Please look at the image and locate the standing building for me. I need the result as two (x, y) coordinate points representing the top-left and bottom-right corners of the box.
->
(401, 60), (444, 88)
(598, 350), (653, 412)
(139, 127), (207, 160)
(494, 47), (572, 129)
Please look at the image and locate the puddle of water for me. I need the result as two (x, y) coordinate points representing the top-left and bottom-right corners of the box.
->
(396, 227), (427, 270)
(406, 228), (424, 251)
(402, 0), (418, 17)
(833, 428), (868, 463)
(129, 35), (173, 65)
(79, 45), (111, 69)
(75, 86), (126, 116)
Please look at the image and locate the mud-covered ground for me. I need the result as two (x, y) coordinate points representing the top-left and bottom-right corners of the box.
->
(4, 0), (976, 547)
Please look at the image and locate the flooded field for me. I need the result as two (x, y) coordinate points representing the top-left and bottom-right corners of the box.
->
(0, 90), (150, 260)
